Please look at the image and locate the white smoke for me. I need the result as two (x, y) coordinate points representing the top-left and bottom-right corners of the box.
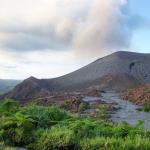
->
(0, 0), (131, 58)
(73, 0), (130, 58)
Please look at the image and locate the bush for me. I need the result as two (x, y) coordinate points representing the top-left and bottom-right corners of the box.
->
(0, 113), (36, 146)
(79, 102), (90, 111)
(0, 99), (19, 116)
(0, 100), (150, 150)
(67, 118), (117, 139)
(19, 104), (71, 128)
(95, 104), (108, 120)
(63, 99), (72, 108)
(36, 127), (77, 150)
(0, 103), (71, 148)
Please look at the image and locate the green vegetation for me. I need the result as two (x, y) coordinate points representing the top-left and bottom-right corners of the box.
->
(143, 103), (150, 112)
(79, 102), (90, 111)
(0, 147), (16, 150)
(62, 99), (90, 112)
(63, 99), (72, 107)
(137, 103), (150, 112)
(95, 104), (108, 120)
(0, 99), (150, 150)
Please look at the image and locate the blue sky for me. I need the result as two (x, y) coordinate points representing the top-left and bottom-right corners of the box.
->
(0, 0), (149, 79)
(129, 0), (150, 53)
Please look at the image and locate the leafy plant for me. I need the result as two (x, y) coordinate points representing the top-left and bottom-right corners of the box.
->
(95, 104), (108, 120)
(19, 104), (71, 128)
(79, 102), (90, 111)
(36, 127), (77, 150)
(0, 99), (19, 116)
(0, 99), (150, 150)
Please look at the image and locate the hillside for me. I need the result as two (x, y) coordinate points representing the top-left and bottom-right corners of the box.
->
(123, 85), (150, 105)
(2, 51), (150, 100)
(0, 79), (21, 94)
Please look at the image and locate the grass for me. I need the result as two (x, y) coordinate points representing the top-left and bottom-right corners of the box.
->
(0, 142), (16, 150)
(0, 147), (16, 150)
(80, 136), (150, 150)
(0, 99), (150, 150)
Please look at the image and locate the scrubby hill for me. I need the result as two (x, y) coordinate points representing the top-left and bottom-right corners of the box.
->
(2, 51), (150, 100)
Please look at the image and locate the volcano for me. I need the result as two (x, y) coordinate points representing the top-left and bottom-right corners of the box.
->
(2, 51), (150, 100)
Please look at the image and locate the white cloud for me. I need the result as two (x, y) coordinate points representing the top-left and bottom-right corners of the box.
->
(0, 0), (130, 53)
(0, 48), (89, 79)
(0, 0), (141, 79)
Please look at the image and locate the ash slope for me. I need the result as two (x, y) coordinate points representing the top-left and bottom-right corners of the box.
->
(3, 51), (150, 100)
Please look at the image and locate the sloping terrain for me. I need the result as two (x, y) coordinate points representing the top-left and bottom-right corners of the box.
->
(0, 79), (21, 94)
(2, 51), (150, 100)
(123, 85), (150, 105)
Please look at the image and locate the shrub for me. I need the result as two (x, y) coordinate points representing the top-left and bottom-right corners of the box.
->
(95, 104), (108, 120)
(0, 113), (36, 146)
(0, 103), (72, 148)
(63, 99), (72, 108)
(79, 102), (90, 111)
(19, 104), (71, 128)
(68, 119), (113, 139)
(0, 99), (19, 116)
(36, 127), (77, 150)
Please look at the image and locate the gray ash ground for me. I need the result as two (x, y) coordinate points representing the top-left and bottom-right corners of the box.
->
(86, 91), (150, 131)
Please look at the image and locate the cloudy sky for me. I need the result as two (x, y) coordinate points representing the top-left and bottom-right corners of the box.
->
(0, 0), (150, 79)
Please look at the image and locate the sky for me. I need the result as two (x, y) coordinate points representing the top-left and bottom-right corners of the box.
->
(0, 0), (150, 79)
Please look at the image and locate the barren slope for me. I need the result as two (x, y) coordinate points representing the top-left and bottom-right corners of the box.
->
(2, 51), (150, 100)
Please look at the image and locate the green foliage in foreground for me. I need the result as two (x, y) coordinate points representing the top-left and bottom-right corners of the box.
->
(0, 147), (16, 150)
(0, 99), (150, 150)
